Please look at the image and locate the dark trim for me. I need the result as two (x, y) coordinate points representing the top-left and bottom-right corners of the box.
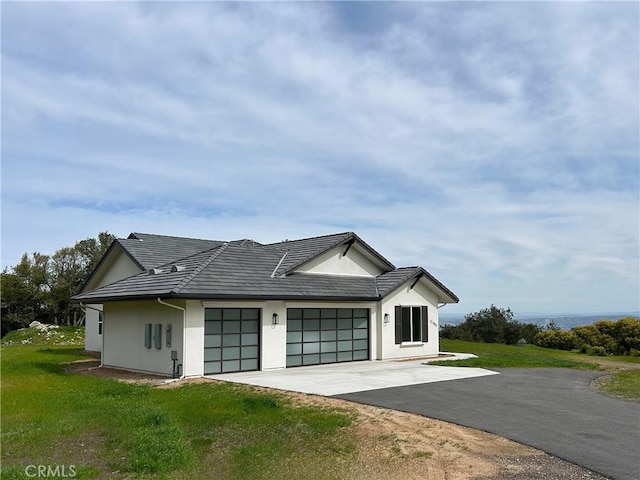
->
(394, 305), (402, 344)
(410, 274), (423, 290)
(73, 293), (382, 304)
(379, 267), (459, 304)
(421, 306), (428, 343)
(342, 239), (355, 256)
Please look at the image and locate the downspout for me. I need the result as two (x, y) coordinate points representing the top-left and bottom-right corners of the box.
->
(80, 302), (104, 366)
(157, 298), (186, 379)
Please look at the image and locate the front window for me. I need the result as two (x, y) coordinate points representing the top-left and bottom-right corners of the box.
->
(401, 306), (422, 342)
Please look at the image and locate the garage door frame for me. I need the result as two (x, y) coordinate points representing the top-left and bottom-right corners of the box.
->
(286, 307), (369, 367)
(204, 307), (261, 374)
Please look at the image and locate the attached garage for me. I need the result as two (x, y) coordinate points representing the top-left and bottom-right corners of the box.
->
(286, 308), (369, 367)
(204, 308), (260, 374)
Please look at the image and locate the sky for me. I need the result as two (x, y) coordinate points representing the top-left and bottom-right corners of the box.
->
(1, 2), (638, 316)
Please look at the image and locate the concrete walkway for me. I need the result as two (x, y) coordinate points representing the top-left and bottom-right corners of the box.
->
(206, 354), (497, 396)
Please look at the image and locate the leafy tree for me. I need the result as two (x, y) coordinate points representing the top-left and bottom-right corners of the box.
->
(0, 232), (115, 335)
(1, 253), (51, 335)
(440, 305), (540, 344)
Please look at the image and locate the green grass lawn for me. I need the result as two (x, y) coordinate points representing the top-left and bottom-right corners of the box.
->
(435, 339), (601, 369)
(436, 338), (640, 402)
(593, 369), (640, 403)
(1, 345), (356, 479)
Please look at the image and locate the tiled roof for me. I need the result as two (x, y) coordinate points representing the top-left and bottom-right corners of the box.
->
(73, 242), (379, 302)
(119, 233), (226, 270)
(73, 231), (458, 304)
(376, 266), (459, 303)
(266, 231), (395, 276)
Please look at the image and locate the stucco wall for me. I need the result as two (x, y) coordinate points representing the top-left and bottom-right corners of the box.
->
(84, 248), (143, 353)
(84, 305), (102, 352)
(379, 279), (440, 359)
(103, 301), (184, 376)
(295, 245), (384, 277)
(183, 300), (204, 377)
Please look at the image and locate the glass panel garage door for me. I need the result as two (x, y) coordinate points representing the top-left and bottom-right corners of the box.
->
(286, 308), (369, 367)
(204, 308), (260, 374)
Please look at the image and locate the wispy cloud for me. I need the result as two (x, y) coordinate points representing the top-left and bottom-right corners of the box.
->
(2, 2), (638, 314)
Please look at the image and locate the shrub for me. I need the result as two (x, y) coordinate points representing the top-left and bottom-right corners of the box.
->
(572, 317), (640, 355)
(440, 306), (540, 344)
(533, 330), (579, 351)
(586, 345), (608, 356)
(614, 317), (640, 353)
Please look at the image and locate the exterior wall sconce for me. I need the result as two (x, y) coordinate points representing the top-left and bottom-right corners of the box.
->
(272, 313), (279, 325)
(384, 313), (390, 324)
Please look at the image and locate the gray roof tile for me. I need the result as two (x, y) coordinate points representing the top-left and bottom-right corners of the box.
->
(120, 233), (225, 269)
(73, 231), (458, 304)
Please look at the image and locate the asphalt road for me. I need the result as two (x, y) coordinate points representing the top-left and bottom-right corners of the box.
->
(335, 368), (640, 480)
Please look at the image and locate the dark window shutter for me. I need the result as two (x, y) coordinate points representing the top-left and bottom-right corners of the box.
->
(394, 306), (402, 344)
(421, 306), (429, 343)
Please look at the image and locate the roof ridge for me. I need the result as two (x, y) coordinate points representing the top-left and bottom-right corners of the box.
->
(267, 231), (352, 246)
(129, 232), (225, 242)
(171, 244), (229, 294)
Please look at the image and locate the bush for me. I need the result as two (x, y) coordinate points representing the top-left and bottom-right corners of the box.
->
(586, 345), (608, 356)
(440, 305), (540, 345)
(614, 317), (640, 353)
(535, 317), (640, 355)
(533, 330), (579, 351)
(572, 317), (640, 355)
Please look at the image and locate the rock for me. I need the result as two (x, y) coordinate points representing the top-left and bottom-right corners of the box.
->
(29, 321), (42, 328)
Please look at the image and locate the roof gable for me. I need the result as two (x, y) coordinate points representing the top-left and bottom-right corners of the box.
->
(73, 231), (458, 304)
(376, 267), (459, 304)
(81, 242), (143, 292)
(267, 232), (395, 277)
(293, 243), (386, 277)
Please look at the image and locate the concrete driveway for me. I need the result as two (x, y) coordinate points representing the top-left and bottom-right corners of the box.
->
(206, 357), (497, 396)
(336, 368), (640, 480)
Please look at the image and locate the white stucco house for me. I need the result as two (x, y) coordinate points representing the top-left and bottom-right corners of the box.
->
(73, 232), (458, 377)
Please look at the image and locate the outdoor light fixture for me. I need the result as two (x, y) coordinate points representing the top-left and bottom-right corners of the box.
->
(272, 313), (279, 325)
(384, 313), (390, 324)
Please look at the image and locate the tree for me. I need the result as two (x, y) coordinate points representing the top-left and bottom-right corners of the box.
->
(1, 232), (115, 335)
(1, 252), (51, 335)
(440, 305), (540, 344)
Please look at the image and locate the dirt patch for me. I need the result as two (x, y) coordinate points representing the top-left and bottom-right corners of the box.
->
(251, 388), (608, 480)
(65, 359), (170, 386)
(70, 365), (608, 479)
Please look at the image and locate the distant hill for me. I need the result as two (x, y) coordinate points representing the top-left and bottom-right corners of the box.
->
(439, 312), (640, 330)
